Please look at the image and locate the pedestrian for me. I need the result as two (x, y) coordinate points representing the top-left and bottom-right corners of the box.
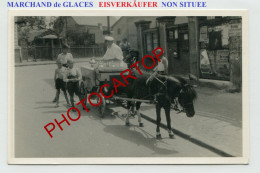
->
(57, 44), (73, 68)
(52, 44), (73, 103)
(119, 38), (131, 58)
(63, 59), (84, 111)
(153, 49), (168, 75)
(53, 59), (70, 107)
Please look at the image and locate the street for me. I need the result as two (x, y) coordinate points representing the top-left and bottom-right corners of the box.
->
(14, 63), (242, 157)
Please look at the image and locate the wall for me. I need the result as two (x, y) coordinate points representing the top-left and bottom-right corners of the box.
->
(88, 26), (105, 44)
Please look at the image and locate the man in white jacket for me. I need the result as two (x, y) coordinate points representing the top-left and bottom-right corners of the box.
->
(103, 36), (124, 61)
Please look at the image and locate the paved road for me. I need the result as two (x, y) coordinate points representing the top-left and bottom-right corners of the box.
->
(14, 64), (241, 157)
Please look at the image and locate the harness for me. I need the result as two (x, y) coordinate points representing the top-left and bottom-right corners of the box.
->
(145, 72), (184, 112)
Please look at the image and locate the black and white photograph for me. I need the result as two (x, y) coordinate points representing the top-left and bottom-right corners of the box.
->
(8, 11), (248, 164)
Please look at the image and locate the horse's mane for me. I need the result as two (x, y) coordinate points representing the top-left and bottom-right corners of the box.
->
(172, 76), (197, 100)
(133, 70), (153, 77)
(133, 70), (197, 100)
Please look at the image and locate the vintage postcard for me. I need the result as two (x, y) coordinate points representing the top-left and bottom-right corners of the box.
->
(8, 10), (249, 164)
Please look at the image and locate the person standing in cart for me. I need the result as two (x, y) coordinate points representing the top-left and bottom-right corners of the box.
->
(103, 36), (125, 65)
(57, 44), (73, 68)
(63, 59), (85, 111)
(53, 59), (70, 107)
(153, 49), (168, 75)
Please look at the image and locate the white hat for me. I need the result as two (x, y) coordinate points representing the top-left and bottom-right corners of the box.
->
(104, 36), (114, 41)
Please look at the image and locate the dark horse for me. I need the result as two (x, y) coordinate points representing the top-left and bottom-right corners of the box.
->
(126, 72), (197, 139)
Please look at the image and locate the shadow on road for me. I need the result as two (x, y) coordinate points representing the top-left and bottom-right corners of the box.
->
(35, 101), (54, 104)
(34, 105), (57, 109)
(103, 125), (178, 155)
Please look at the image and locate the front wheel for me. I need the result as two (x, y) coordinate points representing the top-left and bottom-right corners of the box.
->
(80, 82), (87, 99)
(96, 94), (106, 118)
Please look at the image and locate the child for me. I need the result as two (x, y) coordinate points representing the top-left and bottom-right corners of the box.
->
(63, 59), (84, 111)
(53, 60), (70, 107)
(57, 44), (73, 68)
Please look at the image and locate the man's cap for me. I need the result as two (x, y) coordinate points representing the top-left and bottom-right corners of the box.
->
(104, 36), (114, 41)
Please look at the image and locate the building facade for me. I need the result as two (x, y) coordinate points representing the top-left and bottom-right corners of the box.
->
(135, 16), (242, 88)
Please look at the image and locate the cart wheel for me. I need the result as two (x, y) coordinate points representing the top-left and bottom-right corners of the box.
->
(96, 94), (106, 118)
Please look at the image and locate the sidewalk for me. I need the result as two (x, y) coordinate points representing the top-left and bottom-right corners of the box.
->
(138, 103), (242, 157)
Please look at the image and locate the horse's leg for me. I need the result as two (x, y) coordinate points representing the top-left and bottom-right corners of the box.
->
(156, 102), (162, 139)
(164, 101), (174, 139)
(136, 102), (143, 127)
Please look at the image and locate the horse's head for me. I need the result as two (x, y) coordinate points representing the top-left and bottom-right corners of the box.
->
(178, 83), (197, 117)
(167, 76), (197, 117)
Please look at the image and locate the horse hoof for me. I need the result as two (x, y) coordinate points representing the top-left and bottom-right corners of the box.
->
(169, 134), (175, 139)
(139, 123), (144, 127)
(156, 134), (162, 139)
(125, 122), (130, 126)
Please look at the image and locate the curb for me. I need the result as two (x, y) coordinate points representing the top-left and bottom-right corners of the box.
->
(15, 62), (58, 67)
(15, 60), (91, 67)
(182, 76), (231, 90)
(120, 103), (233, 157)
(140, 113), (233, 157)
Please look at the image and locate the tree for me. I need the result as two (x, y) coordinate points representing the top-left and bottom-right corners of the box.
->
(53, 17), (66, 35)
(17, 16), (47, 42)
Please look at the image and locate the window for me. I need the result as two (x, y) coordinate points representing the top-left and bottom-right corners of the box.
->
(152, 33), (159, 49)
(168, 29), (178, 40)
(146, 33), (152, 52)
(144, 31), (159, 54)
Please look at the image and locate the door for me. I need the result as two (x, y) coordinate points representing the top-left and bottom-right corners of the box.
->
(167, 25), (190, 75)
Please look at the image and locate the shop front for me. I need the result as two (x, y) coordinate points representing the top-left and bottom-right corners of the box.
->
(198, 17), (242, 81)
(134, 16), (242, 88)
